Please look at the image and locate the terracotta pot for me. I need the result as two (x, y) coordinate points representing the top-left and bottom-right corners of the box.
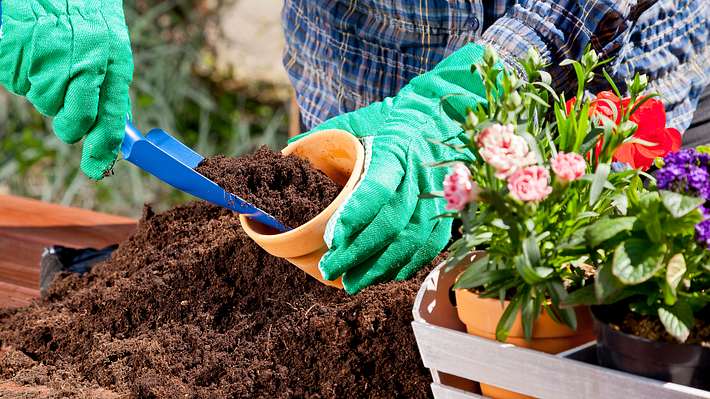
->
(239, 129), (365, 289)
(455, 288), (595, 399)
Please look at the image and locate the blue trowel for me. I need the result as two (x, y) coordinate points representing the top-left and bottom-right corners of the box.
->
(122, 121), (290, 232)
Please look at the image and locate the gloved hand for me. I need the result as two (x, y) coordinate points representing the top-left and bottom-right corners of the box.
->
(0, 0), (133, 180)
(292, 43), (489, 294)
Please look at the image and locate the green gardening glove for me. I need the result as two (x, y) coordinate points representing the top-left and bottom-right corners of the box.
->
(0, 0), (133, 180)
(292, 43), (490, 294)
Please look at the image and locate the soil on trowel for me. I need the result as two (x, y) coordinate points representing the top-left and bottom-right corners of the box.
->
(195, 146), (342, 228)
(0, 198), (437, 398)
(612, 311), (710, 347)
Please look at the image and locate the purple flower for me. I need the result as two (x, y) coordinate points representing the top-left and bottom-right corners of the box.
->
(656, 149), (710, 251)
(663, 149), (696, 166)
(696, 219), (710, 250)
(655, 150), (710, 200)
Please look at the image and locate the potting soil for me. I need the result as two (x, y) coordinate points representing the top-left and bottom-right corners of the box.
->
(0, 149), (436, 398)
(614, 311), (710, 346)
(195, 146), (342, 228)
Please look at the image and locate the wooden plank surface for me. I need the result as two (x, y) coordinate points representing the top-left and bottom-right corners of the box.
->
(0, 195), (135, 308)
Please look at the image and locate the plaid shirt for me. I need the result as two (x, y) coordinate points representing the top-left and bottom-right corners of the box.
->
(283, 0), (709, 134)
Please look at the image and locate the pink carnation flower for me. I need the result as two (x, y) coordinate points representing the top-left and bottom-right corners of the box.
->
(551, 152), (586, 183)
(443, 163), (480, 211)
(507, 166), (552, 202)
(477, 124), (536, 179)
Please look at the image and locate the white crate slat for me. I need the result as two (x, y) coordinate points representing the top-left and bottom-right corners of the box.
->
(430, 383), (483, 399)
(413, 321), (710, 399)
(411, 258), (710, 399)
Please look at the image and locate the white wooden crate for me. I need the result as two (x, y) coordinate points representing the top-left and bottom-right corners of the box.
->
(411, 259), (710, 399)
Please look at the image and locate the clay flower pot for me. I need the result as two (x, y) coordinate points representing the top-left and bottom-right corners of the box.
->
(455, 288), (595, 399)
(592, 305), (710, 390)
(239, 129), (365, 289)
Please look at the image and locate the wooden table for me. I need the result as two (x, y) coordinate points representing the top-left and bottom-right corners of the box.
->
(0, 195), (135, 309)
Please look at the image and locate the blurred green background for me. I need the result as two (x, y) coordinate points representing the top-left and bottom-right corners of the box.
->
(0, 0), (290, 217)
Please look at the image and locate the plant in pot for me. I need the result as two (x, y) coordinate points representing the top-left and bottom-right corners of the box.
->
(565, 148), (710, 390)
(431, 48), (681, 398)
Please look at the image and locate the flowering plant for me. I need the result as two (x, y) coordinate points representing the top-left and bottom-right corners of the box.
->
(565, 148), (710, 343)
(433, 47), (681, 341)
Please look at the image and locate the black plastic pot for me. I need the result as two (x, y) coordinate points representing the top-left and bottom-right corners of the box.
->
(592, 305), (710, 390)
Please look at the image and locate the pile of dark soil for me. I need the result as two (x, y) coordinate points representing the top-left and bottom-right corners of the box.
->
(0, 149), (435, 398)
(614, 312), (710, 346)
(196, 146), (342, 228)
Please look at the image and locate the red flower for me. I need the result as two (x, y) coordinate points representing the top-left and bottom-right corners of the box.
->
(566, 91), (625, 124)
(613, 97), (681, 170)
(565, 92), (681, 170)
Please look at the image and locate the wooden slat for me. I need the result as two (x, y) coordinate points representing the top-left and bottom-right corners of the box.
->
(0, 195), (136, 308)
(412, 261), (710, 399)
(412, 321), (710, 399)
(430, 383), (483, 399)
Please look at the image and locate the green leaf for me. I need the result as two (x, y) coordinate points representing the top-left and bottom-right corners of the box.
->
(658, 303), (694, 343)
(496, 292), (523, 342)
(665, 254), (686, 304)
(524, 92), (551, 108)
(562, 284), (598, 307)
(612, 239), (666, 284)
(532, 81), (560, 102)
(451, 252), (489, 283)
(559, 59), (575, 67)
(575, 101), (590, 150)
(454, 269), (512, 290)
(596, 262), (624, 303)
(590, 163), (611, 206)
(572, 63), (586, 85)
(664, 210), (703, 235)
(546, 281), (577, 329)
(660, 190), (705, 218)
(523, 235), (541, 267)
(514, 254), (546, 285)
(444, 240), (473, 272)
(576, 211), (599, 221)
(612, 193), (628, 215)
(602, 68), (623, 100)
(579, 127), (603, 154)
(585, 216), (637, 248)
(521, 287), (537, 340)
(627, 176), (642, 207)
(642, 212), (663, 244)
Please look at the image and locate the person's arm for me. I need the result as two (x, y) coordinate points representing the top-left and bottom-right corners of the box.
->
(479, 0), (656, 93)
(478, 0), (708, 136)
(612, 0), (709, 134)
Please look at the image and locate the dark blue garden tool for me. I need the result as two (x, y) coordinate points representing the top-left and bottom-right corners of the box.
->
(122, 121), (290, 232)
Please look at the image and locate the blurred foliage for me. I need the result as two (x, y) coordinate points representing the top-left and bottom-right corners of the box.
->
(0, 0), (289, 217)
